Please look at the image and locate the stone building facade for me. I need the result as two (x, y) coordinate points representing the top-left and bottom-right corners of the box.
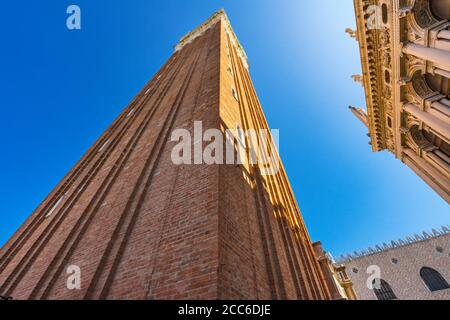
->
(0, 10), (331, 300)
(339, 227), (450, 300)
(349, 0), (450, 203)
(313, 242), (357, 300)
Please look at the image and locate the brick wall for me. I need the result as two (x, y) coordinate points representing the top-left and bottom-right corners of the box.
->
(0, 17), (330, 300)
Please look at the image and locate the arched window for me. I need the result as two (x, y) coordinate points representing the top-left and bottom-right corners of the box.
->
(373, 279), (397, 300)
(420, 267), (450, 292)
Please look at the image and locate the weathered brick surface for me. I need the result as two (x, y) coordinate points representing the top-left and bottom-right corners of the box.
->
(0, 17), (330, 300)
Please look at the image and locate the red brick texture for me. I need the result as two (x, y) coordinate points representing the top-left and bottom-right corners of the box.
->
(0, 19), (331, 300)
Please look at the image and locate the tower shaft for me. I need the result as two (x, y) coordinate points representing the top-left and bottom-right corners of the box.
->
(0, 10), (330, 300)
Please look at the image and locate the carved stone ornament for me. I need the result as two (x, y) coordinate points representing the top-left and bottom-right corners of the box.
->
(409, 125), (435, 151)
(412, 0), (439, 29)
(411, 71), (434, 98)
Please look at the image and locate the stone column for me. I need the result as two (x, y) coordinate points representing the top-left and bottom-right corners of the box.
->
(441, 98), (450, 107)
(404, 103), (450, 140)
(434, 68), (450, 79)
(403, 149), (450, 204)
(430, 101), (450, 122)
(435, 39), (450, 52)
(403, 43), (450, 71)
(437, 30), (450, 41)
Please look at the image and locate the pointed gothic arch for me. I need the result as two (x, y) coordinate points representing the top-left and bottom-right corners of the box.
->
(373, 279), (397, 300)
(420, 267), (450, 292)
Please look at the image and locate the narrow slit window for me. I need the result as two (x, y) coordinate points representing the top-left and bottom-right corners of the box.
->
(232, 88), (239, 101)
(382, 4), (388, 24)
(227, 65), (234, 76)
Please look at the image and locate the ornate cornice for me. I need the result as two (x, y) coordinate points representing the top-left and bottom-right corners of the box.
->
(354, 0), (389, 152)
(175, 9), (250, 69)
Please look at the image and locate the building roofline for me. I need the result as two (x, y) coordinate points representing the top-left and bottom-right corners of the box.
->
(337, 226), (450, 263)
(352, 0), (388, 152)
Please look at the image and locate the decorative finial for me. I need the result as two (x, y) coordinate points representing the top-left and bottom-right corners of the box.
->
(351, 74), (364, 84)
(349, 105), (369, 128)
(345, 28), (358, 40)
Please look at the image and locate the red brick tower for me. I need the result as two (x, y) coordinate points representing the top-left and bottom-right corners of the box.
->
(0, 10), (331, 300)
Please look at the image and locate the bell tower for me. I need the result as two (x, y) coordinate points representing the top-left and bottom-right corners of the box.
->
(0, 9), (331, 300)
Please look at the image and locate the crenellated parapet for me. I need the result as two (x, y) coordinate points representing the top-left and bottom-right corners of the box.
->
(337, 226), (450, 263)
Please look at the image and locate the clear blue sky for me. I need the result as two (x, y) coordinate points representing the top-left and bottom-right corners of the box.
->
(0, 0), (448, 257)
